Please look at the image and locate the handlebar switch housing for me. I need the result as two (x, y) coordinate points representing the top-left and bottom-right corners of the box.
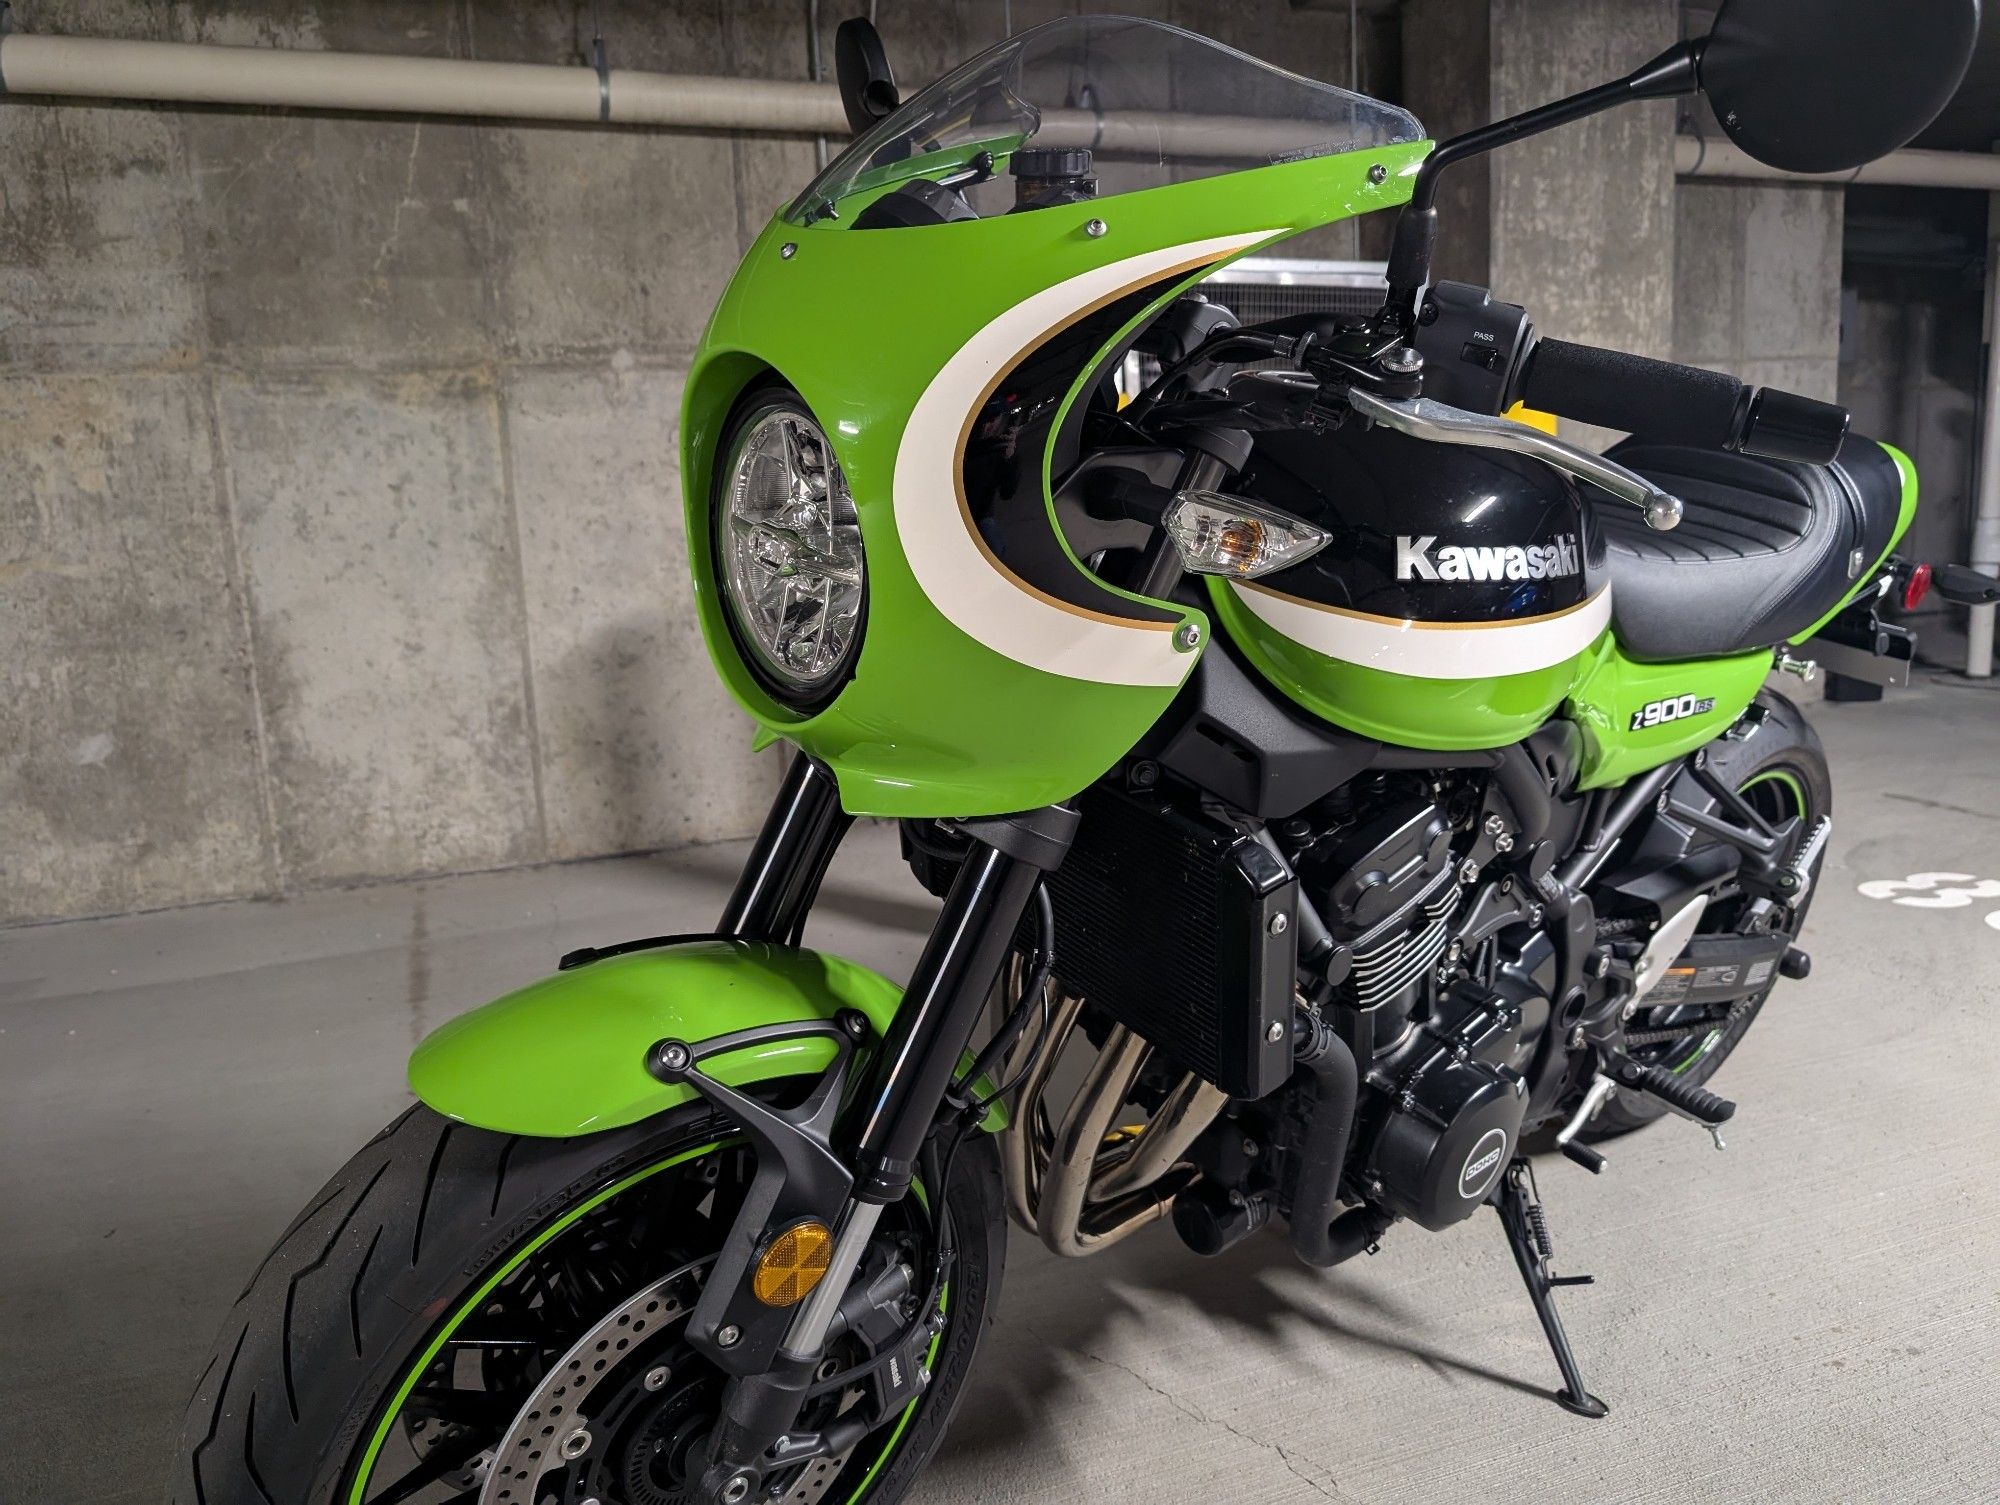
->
(1412, 281), (1533, 415)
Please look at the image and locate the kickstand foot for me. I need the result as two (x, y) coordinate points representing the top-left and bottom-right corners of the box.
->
(1492, 1157), (1609, 1419)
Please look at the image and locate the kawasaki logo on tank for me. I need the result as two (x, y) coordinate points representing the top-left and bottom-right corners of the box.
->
(1395, 533), (1582, 583)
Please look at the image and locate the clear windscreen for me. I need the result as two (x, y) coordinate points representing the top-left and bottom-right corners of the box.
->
(786, 15), (1424, 226)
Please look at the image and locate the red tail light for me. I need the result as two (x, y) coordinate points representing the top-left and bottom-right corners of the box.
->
(1902, 562), (1933, 612)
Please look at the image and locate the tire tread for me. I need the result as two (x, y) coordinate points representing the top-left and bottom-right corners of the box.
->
(173, 1106), (1006, 1505)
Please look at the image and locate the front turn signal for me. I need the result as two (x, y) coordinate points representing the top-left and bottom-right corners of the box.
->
(751, 1220), (834, 1307)
(1163, 489), (1330, 580)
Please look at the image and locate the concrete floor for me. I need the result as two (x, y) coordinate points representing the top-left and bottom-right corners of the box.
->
(4, 677), (1999, 1504)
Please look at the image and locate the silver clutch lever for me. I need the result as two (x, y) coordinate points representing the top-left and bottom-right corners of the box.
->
(1346, 389), (1683, 531)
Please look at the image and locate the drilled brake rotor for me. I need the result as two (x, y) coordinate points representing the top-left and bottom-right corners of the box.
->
(477, 1257), (857, 1505)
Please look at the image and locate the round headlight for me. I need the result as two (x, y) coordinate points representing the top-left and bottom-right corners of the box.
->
(716, 394), (866, 709)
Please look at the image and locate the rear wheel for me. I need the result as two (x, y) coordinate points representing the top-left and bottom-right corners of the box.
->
(172, 1105), (1004, 1505)
(1587, 693), (1831, 1138)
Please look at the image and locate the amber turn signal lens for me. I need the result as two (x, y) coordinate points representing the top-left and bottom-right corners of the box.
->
(751, 1221), (834, 1307)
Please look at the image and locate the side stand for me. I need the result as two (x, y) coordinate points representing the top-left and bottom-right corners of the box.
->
(1491, 1158), (1609, 1419)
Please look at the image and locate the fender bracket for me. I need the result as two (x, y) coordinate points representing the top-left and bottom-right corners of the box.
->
(409, 937), (1005, 1138)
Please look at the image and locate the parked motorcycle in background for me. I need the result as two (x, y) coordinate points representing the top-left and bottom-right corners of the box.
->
(175, 3), (1992, 1502)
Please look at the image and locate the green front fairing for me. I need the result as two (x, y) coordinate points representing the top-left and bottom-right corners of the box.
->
(1207, 578), (1597, 750)
(1791, 440), (1920, 643)
(1566, 634), (1773, 790)
(683, 142), (1430, 819)
(409, 940), (1005, 1137)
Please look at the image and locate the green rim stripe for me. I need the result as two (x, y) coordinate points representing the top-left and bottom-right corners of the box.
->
(349, 1137), (944, 1505)
(1740, 768), (1807, 814)
(346, 1139), (727, 1504)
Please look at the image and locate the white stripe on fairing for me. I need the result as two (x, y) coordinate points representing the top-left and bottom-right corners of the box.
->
(893, 231), (1274, 687)
(1229, 584), (1613, 681)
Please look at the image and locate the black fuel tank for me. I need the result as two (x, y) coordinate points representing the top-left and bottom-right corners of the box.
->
(1240, 421), (1608, 626)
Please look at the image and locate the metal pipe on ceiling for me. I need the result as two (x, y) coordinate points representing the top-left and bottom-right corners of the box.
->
(1675, 135), (2000, 191)
(8, 31), (2000, 198)
(0, 32), (848, 134)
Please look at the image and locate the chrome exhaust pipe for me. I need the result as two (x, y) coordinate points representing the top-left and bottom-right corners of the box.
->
(1088, 1070), (1229, 1203)
(994, 962), (1230, 1257)
(999, 986), (1083, 1235)
(1035, 1025), (1154, 1257)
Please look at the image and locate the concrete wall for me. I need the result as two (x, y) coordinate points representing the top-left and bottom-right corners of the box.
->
(1489, 0), (1681, 364)
(1838, 186), (1993, 665)
(1403, 0), (1680, 447)
(1673, 183), (1845, 402)
(0, 0), (1361, 925)
(1402, 0), (1682, 333)
(1668, 0), (1844, 404)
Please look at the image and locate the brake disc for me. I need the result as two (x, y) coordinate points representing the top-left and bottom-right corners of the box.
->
(481, 1261), (708, 1505)
(478, 1257), (858, 1505)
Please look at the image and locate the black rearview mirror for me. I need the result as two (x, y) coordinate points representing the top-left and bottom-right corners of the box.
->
(834, 17), (901, 135)
(1700, 0), (1980, 174)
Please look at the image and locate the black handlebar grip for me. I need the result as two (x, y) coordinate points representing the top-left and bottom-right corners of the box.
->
(1519, 337), (1751, 449)
(1518, 337), (1850, 464)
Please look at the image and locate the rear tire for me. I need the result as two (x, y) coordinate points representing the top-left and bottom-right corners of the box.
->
(1586, 691), (1830, 1138)
(171, 1105), (1004, 1505)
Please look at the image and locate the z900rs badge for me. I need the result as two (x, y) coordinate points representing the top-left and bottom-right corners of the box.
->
(1631, 693), (1717, 730)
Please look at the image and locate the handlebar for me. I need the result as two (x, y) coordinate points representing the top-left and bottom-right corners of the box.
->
(1517, 337), (1850, 465)
(1347, 389), (1683, 531)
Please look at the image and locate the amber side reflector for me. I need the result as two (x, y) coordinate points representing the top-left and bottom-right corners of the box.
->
(751, 1221), (834, 1307)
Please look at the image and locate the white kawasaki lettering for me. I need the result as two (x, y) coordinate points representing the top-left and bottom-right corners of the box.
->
(1398, 532), (1582, 584)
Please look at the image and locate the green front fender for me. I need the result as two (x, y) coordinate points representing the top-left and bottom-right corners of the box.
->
(409, 939), (1004, 1138)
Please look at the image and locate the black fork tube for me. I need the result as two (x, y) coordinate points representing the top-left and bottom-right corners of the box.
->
(848, 811), (1073, 1204)
(720, 754), (852, 942)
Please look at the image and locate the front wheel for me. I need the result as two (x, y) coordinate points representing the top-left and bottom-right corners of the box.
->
(173, 1105), (1004, 1505)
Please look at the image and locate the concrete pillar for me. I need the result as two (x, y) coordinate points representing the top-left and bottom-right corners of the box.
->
(1403, 0), (1680, 444)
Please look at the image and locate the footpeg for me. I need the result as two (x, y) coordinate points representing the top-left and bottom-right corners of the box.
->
(1611, 1059), (1735, 1128)
(1777, 816), (1831, 908)
(1558, 1139), (1607, 1174)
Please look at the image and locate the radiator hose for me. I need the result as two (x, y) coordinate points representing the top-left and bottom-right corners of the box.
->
(1287, 1009), (1389, 1267)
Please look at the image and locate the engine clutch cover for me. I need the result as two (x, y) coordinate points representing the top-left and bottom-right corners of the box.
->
(1366, 984), (1531, 1231)
(1370, 1057), (1527, 1231)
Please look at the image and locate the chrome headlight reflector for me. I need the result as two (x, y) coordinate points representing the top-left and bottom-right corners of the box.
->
(718, 401), (865, 707)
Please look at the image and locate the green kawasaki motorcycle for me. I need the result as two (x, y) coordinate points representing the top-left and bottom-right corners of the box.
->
(178, 5), (1998, 1503)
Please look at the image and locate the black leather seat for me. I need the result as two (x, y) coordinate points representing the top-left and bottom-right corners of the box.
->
(1593, 437), (1904, 662)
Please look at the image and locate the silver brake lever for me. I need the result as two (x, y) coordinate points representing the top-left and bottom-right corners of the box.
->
(1346, 389), (1683, 531)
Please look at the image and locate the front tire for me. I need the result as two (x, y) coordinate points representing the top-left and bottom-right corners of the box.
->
(173, 1105), (1004, 1505)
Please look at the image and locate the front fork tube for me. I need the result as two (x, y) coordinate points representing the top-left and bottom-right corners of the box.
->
(698, 758), (1076, 1500)
(720, 752), (853, 944)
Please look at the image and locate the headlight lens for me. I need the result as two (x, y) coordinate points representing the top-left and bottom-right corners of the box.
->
(717, 400), (865, 706)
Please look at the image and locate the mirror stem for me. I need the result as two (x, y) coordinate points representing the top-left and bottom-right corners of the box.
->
(1382, 38), (1704, 329)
